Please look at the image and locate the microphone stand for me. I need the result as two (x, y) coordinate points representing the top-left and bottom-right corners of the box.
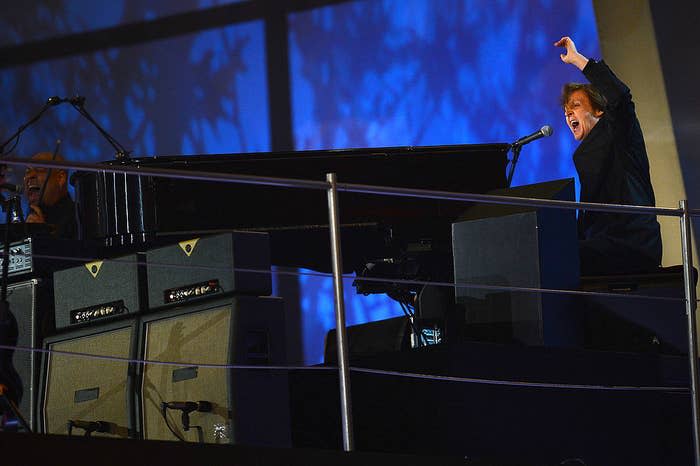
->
(0, 100), (55, 157)
(506, 143), (522, 188)
(0, 191), (26, 432)
(68, 98), (131, 161)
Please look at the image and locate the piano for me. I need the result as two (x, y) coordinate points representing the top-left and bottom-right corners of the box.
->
(72, 144), (509, 288)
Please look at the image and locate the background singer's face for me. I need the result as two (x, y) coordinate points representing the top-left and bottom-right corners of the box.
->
(23, 153), (67, 207)
(564, 90), (603, 141)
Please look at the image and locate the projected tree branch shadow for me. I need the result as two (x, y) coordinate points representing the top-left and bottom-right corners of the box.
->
(1, 9), (267, 162)
(0, 0), (601, 365)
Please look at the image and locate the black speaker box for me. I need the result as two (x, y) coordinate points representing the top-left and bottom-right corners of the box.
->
(38, 317), (139, 438)
(580, 266), (691, 354)
(324, 316), (411, 364)
(137, 295), (289, 447)
(145, 232), (271, 310)
(0, 279), (53, 430)
(53, 254), (145, 330)
(452, 179), (581, 347)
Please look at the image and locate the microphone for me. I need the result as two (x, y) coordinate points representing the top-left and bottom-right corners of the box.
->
(67, 419), (112, 435)
(512, 125), (553, 147)
(164, 401), (212, 413)
(0, 183), (23, 194)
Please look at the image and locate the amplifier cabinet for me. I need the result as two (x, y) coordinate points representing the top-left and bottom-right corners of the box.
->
(53, 253), (145, 330)
(137, 295), (289, 447)
(0, 237), (96, 284)
(38, 317), (140, 438)
(1, 279), (53, 431)
(145, 232), (271, 310)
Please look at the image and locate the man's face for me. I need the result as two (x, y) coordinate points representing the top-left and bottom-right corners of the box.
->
(564, 90), (603, 141)
(23, 156), (66, 207)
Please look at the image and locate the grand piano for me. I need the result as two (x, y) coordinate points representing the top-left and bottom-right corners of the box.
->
(72, 143), (509, 288)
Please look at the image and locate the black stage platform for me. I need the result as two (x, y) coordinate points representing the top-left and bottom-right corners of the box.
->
(0, 339), (693, 466)
(0, 431), (473, 466)
(290, 341), (693, 466)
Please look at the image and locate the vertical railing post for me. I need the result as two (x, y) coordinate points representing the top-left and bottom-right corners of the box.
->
(326, 172), (354, 451)
(680, 199), (700, 466)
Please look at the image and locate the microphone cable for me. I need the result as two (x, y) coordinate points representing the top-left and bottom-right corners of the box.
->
(160, 401), (186, 442)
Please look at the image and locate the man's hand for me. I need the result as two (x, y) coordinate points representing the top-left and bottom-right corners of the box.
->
(26, 204), (46, 224)
(554, 36), (588, 71)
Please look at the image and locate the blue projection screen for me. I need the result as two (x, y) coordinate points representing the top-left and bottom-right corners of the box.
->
(0, 0), (600, 364)
(0, 20), (269, 164)
(289, 0), (600, 363)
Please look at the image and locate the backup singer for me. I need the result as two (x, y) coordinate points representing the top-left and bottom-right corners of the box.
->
(23, 152), (78, 239)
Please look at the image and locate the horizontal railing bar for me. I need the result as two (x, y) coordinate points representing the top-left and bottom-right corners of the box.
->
(2, 344), (689, 393)
(4, 251), (684, 304)
(336, 181), (682, 217)
(0, 156), (329, 190)
(1, 157), (684, 217)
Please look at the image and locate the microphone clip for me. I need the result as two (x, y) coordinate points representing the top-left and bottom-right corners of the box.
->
(47, 95), (86, 107)
(162, 400), (212, 432)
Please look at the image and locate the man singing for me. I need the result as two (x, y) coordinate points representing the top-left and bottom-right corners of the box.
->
(555, 36), (662, 275)
(23, 151), (78, 239)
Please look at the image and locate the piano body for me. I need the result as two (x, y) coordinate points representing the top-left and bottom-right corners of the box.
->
(72, 143), (509, 284)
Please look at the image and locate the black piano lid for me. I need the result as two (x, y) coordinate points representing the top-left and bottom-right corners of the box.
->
(74, 143), (509, 273)
(122, 142), (509, 190)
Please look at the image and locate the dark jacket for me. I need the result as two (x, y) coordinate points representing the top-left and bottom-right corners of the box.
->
(574, 59), (662, 275)
(33, 195), (78, 239)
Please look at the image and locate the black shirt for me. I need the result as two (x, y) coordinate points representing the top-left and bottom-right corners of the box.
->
(574, 60), (662, 275)
(33, 195), (78, 239)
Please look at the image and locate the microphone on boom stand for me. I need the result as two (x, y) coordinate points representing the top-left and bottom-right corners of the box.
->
(0, 96), (65, 157)
(64, 95), (131, 160)
(506, 125), (553, 187)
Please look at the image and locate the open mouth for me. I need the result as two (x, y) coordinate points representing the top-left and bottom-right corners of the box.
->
(26, 185), (41, 200)
(570, 119), (580, 130)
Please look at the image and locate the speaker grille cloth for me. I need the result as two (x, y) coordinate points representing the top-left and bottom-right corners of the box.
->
(142, 306), (232, 442)
(43, 327), (132, 437)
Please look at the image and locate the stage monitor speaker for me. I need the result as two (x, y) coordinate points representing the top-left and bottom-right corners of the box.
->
(0, 279), (52, 431)
(53, 253), (145, 329)
(580, 266), (690, 354)
(146, 232), (272, 310)
(138, 295), (289, 447)
(38, 318), (139, 438)
(452, 179), (581, 347)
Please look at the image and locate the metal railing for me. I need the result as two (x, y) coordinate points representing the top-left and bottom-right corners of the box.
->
(1, 156), (698, 462)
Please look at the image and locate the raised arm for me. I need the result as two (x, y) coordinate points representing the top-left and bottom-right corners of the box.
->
(555, 36), (631, 111)
(554, 36), (589, 71)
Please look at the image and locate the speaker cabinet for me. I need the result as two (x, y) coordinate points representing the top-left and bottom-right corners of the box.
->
(138, 295), (289, 447)
(580, 267), (689, 354)
(39, 318), (139, 438)
(1, 279), (52, 430)
(452, 179), (581, 347)
(146, 232), (272, 310)
(53, 254), (145, 330)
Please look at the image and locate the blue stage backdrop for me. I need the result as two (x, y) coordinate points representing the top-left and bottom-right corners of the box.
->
(0, 0), (600, 364)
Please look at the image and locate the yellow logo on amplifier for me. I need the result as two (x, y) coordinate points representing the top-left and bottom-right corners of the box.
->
(178, 238), (199, 257)
(85, 260), (104, 278)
